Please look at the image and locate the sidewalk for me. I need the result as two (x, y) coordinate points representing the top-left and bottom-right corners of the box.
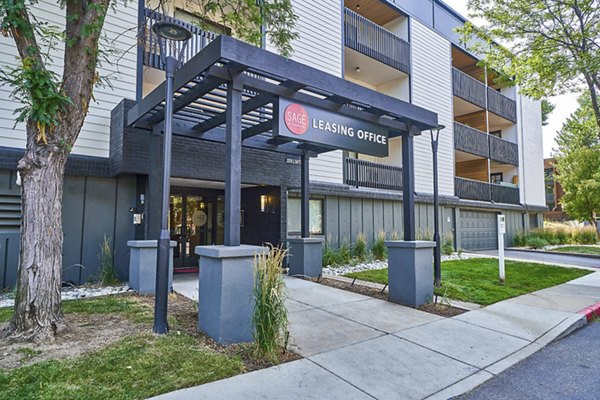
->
(162, 272), (600, 400)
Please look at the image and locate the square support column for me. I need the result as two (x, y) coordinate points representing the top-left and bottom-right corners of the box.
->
(402, 133), (416, 241)
(287, 237), (324, 278)
(127, 240), (176, 294)
(385, 240), (435, 307)
(196, 244), (267, 344)
(224, 77), (243, 246)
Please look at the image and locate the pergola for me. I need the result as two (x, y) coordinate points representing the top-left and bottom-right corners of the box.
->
(127, 35), (438, 246)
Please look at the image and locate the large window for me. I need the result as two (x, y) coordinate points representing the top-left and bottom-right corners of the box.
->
(287, 198), (324, 236)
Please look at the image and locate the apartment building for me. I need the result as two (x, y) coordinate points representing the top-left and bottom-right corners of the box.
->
(0, 0), (546, 288)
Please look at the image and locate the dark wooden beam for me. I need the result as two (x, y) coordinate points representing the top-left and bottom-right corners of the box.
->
(195, 93), (274, 133)
(242, 120), (272, 140)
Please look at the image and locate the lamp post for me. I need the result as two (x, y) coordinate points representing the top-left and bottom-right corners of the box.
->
(430, 124), (445, 288)
(152, 21), (192, 334)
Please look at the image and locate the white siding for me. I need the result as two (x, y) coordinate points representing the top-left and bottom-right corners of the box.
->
(410, 20), (454, 196)
(0, 0), (138, 157)
(267, 0), (344, 184)
(517, 95), (545, 206)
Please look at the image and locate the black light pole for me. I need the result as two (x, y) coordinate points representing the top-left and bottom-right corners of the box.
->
(152, 21), (192, 334)
(430, 124), (445, 288)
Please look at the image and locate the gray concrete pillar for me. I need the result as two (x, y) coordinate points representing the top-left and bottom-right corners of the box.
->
(385, 240), (436, 307)
(127, 240), (176, 294)
(287, 238), (324, 278)
(196, 244), (267, 344)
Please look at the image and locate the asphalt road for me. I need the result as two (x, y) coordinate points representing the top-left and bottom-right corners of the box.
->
(457, 322), (600, 400)
(477, 249), (600, 269)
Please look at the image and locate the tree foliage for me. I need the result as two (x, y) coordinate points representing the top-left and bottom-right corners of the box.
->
(458, 0), (600, 134)
(541, 99), (555, 126)
(554, 95), (600, 227)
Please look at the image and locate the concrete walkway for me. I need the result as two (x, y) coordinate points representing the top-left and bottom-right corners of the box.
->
(161, 272), (600, 400)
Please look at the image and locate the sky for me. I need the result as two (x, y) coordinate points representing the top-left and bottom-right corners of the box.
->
(442, 0), (578, 158)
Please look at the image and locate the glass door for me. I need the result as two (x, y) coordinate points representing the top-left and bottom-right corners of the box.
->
(169, 194), (216, 272)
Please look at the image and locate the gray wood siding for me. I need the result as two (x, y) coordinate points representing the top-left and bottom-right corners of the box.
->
(0, 170), (136, 288)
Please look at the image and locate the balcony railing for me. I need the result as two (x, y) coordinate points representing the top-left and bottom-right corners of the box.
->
(455, 177), (520, 204)
(344, 7), (410, 74)
(455, 177), (491, 202)
(488, 88), (517, 123)
(143, 8), (218, 70)
(344, 157), (403, 191)
(454, 122), (489, 158)
(452, 68), (486, 109)
(489, 135), (519, 166)
(491, 184), (520, 205)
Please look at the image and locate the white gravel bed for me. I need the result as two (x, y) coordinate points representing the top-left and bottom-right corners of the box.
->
(322, 252), (484, 276)
(0, 285), (130, 309)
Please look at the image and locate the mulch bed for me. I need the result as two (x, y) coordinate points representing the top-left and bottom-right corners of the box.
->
(311, 276), (466, 318)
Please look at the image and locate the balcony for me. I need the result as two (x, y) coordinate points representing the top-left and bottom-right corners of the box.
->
(454, 122), (489, 159)
(452, 68), (486, 109)
(344, 157), (403, 191)
(452, 69), (518, 122)
(455, 177), (520, 205)
(344, 8), (410, 74)
(488, 88), (517, 123)
(143, 8), (218, 70)
(489, 135), (519, 166)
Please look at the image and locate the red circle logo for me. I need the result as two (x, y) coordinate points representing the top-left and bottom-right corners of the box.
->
(284, 103), (309, 135)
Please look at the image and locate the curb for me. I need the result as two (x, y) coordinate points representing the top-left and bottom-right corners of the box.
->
(579, 301), (600, 321)
(507, 247), (600, 260)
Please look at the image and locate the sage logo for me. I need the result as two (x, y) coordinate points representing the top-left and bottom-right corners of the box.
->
(284, 103), (309, 135)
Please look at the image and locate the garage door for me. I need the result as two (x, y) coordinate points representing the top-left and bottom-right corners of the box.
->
(459, 210), (498, 251)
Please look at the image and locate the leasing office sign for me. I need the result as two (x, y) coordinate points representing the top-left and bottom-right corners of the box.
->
(275, 97), (389, 157)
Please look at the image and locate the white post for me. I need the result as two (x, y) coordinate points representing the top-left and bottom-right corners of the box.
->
(497, 215), (506, 285)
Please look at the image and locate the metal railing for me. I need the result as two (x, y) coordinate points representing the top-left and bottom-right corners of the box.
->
(344, 157), (403, 191)
(491, 183), (520, 204)
(455, 177), (491, 201)
(487, 88), (517, 123)
(344, 8), (410, 74)
(142, 8), (218, 70)
(452, 68), (486, 109)
(489, 134), (519, 166)
(454, 122), (489, 158)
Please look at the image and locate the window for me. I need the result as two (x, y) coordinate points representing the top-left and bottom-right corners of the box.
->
(174, 9), (231, 35)
(490, 172), (503, 184)
(287, 198), (324, 236)
(489, 130), (502, 138)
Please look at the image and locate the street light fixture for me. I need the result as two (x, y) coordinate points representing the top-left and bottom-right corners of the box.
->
(430, 124), (445, 288)
(152, 21), (192, 334)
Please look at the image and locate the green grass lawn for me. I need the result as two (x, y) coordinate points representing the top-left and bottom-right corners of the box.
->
(549, 246), (600, 256)
(0, 295), (245, 400)
(345, 258), (592, 306)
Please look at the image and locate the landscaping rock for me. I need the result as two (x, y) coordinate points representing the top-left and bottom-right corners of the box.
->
(0, 285), (130, 309)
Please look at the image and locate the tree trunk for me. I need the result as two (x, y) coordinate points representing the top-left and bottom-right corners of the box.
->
(3, 127), (68, 342)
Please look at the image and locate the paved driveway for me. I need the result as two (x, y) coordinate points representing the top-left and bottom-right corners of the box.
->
(477, 249), (600, 269)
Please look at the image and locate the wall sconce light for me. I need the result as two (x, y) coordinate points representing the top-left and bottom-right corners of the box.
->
(260, 195), (269, 212)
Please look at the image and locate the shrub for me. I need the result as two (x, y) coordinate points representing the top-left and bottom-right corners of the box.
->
(525, 236), (548, 249)
(99, 235), (119, 286)
(372, 231), (387, 261)
(253, 244), (288, 362)
(338, 240), (352, 265)
(353, 233), (368, 261)
(513, 231), (526, 247)
(322, 242), (340, 267)
(442, 234), (454, 255)
(554, 228), (569, 245)
(573, 227), (598, 245)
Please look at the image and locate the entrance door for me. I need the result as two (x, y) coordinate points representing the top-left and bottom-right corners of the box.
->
(170, 194), (217, 272)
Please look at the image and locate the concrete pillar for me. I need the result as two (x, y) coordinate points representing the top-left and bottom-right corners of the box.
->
(127, 240), (176, 294)
(385, 240), (436, 307)
(287, 238), (324, 278)
(196, 244), (267, 344)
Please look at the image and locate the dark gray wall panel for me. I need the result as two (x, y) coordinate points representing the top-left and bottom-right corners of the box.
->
(325, 196), (339, 246)
(393, 201), (403, 236)
(62, 176), (86, 285)
(338, 197), (351, 246)
(113, 175), (137, 281)
(382, 200), (394, 236)
(0, 170), (20, 288)
(80, 177), (117, 283)
(350, 198), (363, 244)
(373, 200), (385, 240)
(362, 199), (374, 244)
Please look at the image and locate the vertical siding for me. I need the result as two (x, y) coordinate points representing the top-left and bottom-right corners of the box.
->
(267, 0), (344, 184)
(410, 20), (454, 196)
(517, 95), (545, 206)
(0, 0), (138, 157)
